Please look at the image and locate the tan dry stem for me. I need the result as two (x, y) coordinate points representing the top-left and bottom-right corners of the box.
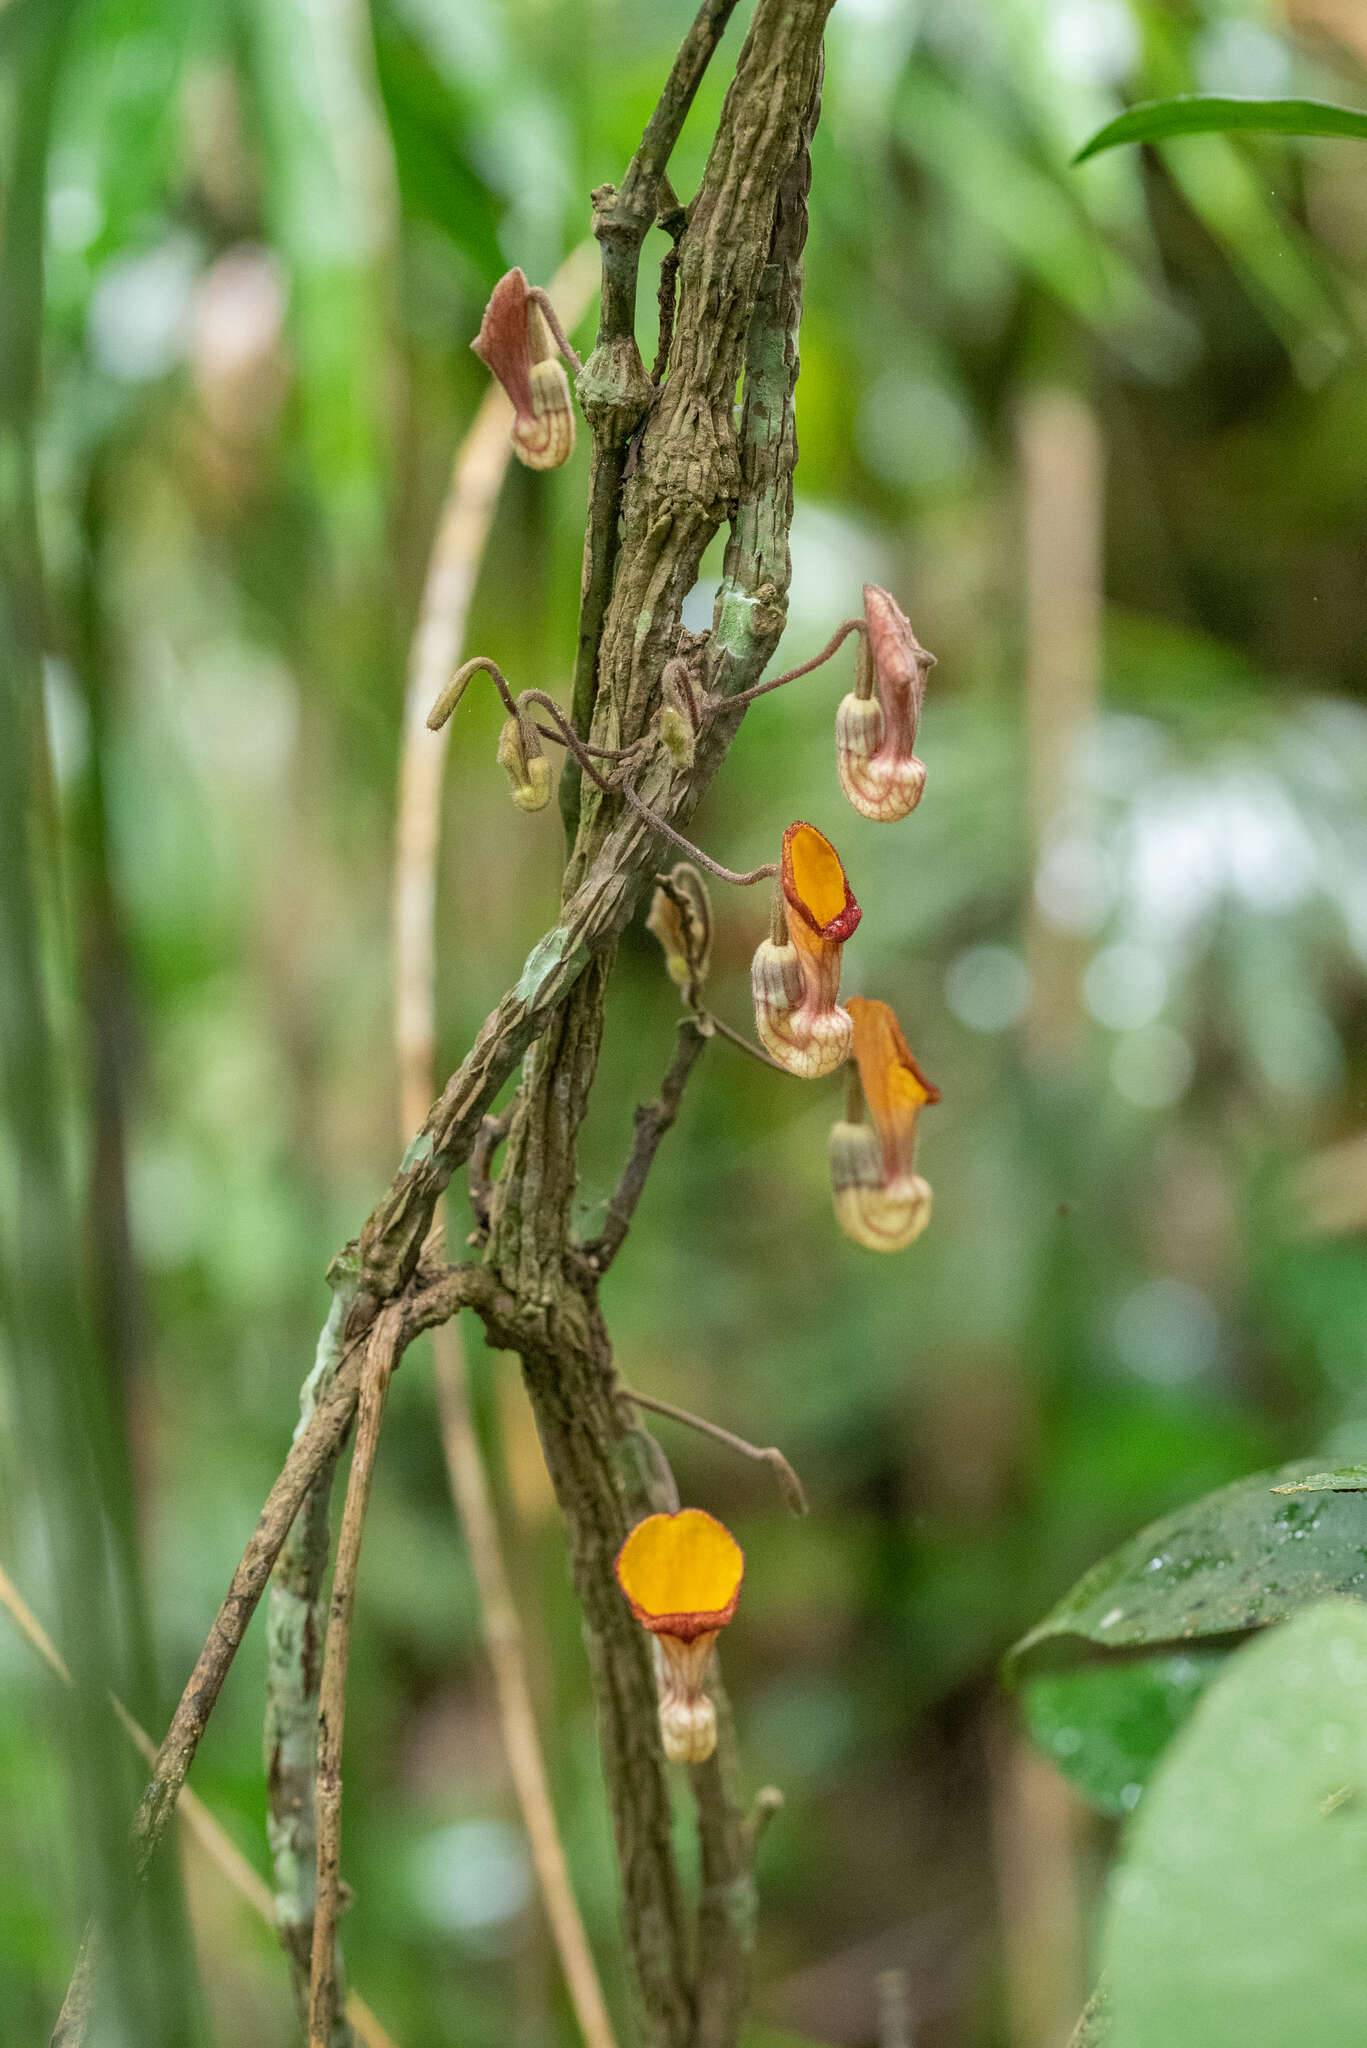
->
(0, 1564), (399, 2048)
(392, 247), (617, 2048)
(309, 1313), (401, 2047)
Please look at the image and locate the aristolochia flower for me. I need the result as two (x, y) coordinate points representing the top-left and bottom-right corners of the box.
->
(751, 822), (861, 1077)
(472, 268), (577, 470)
(835, 584), (934, 822)
(828, 996), (939, 1251)
(614, 1508), (744, 1764)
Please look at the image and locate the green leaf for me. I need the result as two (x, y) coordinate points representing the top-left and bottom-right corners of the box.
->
(1103, 1601), (1367, 2048)
(1271, 1465), (1367, 1495)
(894, 67), (1187, 371)
(244, 0), (397, 548)
(1021, 1649), (1225, 1818)
(1010, 1459), (1367, 1673)
(1075, 96), (1367, 166)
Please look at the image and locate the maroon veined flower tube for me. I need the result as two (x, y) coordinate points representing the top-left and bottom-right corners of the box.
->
(471, 267), (577, 470)
(835, 583), (934, 822)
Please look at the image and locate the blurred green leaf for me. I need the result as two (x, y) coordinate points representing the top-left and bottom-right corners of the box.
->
(1103, 1600), (1367, 2048)
(1075, 95), (1367, 166)
(896, 65), (1183, 363)
(243, 0), (398, 546)
(372, 11), (504, 274)
(1010, 1459), (1367, 1674)
(1022, 1647), (1225, 1817)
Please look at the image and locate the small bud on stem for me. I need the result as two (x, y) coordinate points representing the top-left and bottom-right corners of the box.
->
(497, 716), (553, 813)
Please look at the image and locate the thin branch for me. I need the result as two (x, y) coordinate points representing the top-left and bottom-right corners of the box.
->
(527, 286), (584, 373)
(49, 1260), (497, 1995)
(617, 780), (777, 887)
(520, 691), (639, 761)
(625, 1421), (683, 1517)
(583, 1019), (708, 1273)
(265, 1278), (356, 2043)
(518, 689), (621, 792)
(0, 1563), (400, 2048)
(743, 1786), (784, 1854)
(309, 1311), (401, 2048)
(615, 0), (743, 252)
(616, 1388), (808, 1516)
(696, 1009), (791, 1074)
(593, 0), (745, 345)
(131, 1327), (372, 1871)
(720, 615), (863, 710)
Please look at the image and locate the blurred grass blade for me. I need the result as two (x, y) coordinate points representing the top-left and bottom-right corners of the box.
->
(1074, 95), (1367, 166)
(895, 66), (1189, 372)
(243, 0), (400, 551)
(1, 5), (197, 2040)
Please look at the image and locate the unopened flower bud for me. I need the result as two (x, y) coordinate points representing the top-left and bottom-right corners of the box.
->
(472, 270), (577, 471)
(835, 584), (934, 822)
(646, 863), (713, 999)
(830, 997), (939, 1250)
(496, 716), (552, 812)
(614, 1508), (744, 1768)
(751, 822), (860, 1077)
(658, 660), (697, 772)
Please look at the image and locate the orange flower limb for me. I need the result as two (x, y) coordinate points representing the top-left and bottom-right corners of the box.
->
(751, 821), (860, 1077)
(614, 1509), (745, 1764)
(829, 996), (939, 1251)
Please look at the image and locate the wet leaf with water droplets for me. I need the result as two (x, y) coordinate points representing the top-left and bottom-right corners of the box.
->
(1010, 1458), (1367, 1675)
(1009, 1459), (1367, 1815)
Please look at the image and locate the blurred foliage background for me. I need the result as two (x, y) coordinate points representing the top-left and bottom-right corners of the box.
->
(5, 0), (1367, 2043)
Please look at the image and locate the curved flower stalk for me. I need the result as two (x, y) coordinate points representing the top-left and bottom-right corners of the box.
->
(614, 1508), (744, 1765)
(472, 268), (581, 471)
(751, 822), (861, 1077)
(829, 996), (939, 1251)
(835, 584), (934, 822)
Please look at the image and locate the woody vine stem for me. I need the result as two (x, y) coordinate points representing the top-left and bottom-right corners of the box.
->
(48, 4), (933, 2045)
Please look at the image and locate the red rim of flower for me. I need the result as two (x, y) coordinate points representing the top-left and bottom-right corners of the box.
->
(625, 1599), (741, 1643)
(780, 821), (862, 943)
